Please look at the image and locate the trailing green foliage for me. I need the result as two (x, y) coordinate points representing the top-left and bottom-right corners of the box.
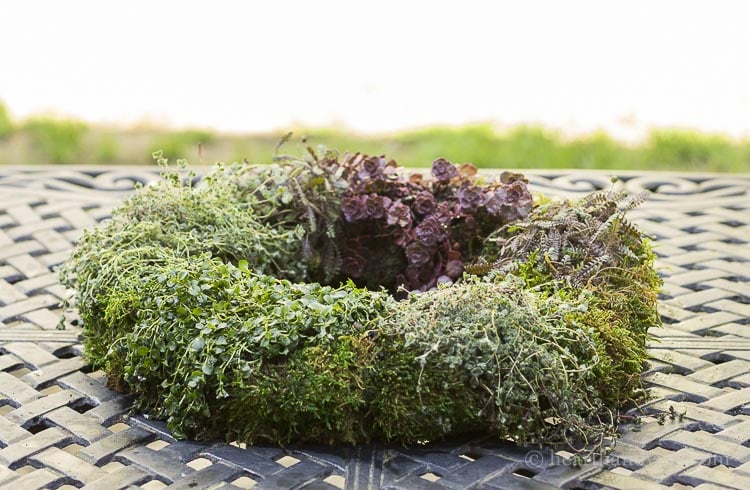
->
(374, 277), (620, 448)
(93, 253), (391, 442)
(468, 184), (662, 406)
(59, 152), (661, 453)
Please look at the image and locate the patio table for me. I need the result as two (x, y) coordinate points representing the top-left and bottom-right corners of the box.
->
(1, 166), (749, 489)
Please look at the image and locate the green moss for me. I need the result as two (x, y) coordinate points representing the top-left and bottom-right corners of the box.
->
(73, 252), (391, 442)
(227, 334), (377, 445)
(475, 192), (663, 407)
(371, 278), (627, 446)
(60, 157), (661, 452)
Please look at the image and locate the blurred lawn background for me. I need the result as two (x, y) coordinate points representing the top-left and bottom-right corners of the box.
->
(2, 100), (749, 172)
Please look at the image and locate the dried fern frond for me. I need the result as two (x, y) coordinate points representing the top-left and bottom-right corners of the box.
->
(573, 254), (611, 287)
(619, 191), (649, 211)
(486, 189), (649, 287)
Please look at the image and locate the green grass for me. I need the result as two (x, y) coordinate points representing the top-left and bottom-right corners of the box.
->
(1, 100), (749, 171)
(150, 129), (216, 162)
(0, 102), (12, 140)
(23, 117), (88, 164)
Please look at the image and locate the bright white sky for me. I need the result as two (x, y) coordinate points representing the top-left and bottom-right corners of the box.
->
(2, 0), (749, 140)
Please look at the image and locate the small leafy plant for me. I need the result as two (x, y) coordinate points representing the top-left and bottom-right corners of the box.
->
(471, 184), (651, 287)
(314, 152), (533, 292)
(59, 148), (661, 454)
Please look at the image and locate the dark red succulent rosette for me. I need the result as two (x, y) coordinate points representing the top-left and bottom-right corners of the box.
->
(334, 154), (533, 292)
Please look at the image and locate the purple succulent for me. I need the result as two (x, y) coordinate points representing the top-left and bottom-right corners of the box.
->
(415, 215), (447, 246)
(404, 263), (439, 291)
(506, 180), (533, 208)
(341, 194), (367, 222)
(484, 192), (503, 216)
(445, 260), (463, 279)
(342, 254), (367, 278)
(358, 156), (386, 180)
(434, 202), (456, 225)
(405, 242), (432, 266)
(463, 214), (477, 230)
(332, 151), (535, 292)
(431, 158), (458, 182)
(403, 266), (421, 288)
(386, 200), (412, 228)
(500, 171), (528, 185)
(457, 184), (486, 212)
(485, 181), (533, 220)
(363, 194), (392, 220)
(392, 227), (408, 246)
(436, 275), (453, 285)
(413, 191), (436, 215)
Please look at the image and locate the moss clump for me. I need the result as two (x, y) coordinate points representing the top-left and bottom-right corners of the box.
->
(475, 188), (663, 407)
(374, 278), (609, 446)
(226, 332), (379, 445)
(92, 254), (391, 442)
(59, 153), (661, 452)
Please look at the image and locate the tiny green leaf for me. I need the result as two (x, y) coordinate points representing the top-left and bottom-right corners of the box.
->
(190, 337), (205, 352)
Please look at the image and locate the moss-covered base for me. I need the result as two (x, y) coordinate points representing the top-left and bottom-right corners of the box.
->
(59, 157), (661, 450)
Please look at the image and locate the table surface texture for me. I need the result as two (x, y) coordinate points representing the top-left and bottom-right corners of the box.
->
(1, 167), (750, 489)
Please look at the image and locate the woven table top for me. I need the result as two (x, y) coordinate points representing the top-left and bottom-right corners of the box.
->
(1, 166), (749, 490)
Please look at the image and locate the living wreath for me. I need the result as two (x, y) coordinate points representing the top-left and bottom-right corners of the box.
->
(59, 147), (661, 454)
